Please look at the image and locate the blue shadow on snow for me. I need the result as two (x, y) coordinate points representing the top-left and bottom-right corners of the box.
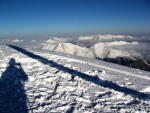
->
(7, 44), (150, 100)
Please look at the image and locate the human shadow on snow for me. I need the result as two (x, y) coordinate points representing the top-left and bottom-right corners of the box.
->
(0, 58), (28, 113)
(7, 44), (150, 100)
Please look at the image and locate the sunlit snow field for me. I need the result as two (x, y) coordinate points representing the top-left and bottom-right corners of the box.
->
(0, 35), (150, 112)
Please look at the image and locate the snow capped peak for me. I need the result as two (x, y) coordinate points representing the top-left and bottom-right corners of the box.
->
(43, 41), (94, 58)
(43, 39), (134, 59)
(90, 41), (131, 58)
(46, 37), (67, 43)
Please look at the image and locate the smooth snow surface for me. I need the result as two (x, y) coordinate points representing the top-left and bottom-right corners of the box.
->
(0, 44), (150, 112)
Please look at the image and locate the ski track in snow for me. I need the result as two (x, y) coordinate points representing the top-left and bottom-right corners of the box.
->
(0, 45), (150, 112)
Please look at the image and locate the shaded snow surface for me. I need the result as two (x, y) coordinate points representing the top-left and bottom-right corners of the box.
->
(0, 44), (150, 113)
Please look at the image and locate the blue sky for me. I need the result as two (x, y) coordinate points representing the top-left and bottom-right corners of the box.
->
(0, 0), (150, 37)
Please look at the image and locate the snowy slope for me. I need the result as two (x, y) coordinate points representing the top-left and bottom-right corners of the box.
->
(42, 39), (136, 59)
(90, 41), (132, 58)
(42, 38), (94, 58)
(42, 36), (150, 72)
(0, 44), (150, 112)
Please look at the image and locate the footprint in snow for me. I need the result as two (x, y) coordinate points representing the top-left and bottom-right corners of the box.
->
(86, 70), (106, 76)
(124, 82), (134, 87)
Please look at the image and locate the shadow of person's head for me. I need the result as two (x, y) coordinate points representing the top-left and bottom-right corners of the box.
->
(1, 58), (28, 82)
(9, 58), (21, 67)
(9, 58), (16, 66)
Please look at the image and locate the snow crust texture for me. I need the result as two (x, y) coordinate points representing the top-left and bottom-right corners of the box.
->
(0, 44), (150, 112)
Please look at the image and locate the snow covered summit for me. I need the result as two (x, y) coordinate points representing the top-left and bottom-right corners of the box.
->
(0, 44), (150, 112)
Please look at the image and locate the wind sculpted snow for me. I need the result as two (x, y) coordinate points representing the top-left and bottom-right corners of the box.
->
(0, 44), (149, 112)
(7, 45), (150, 99)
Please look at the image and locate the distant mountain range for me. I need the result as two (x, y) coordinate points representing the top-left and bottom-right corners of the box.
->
(42, 35), (150, 71)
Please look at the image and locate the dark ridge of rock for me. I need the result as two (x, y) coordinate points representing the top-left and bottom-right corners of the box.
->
(96, 57), (150, 72)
